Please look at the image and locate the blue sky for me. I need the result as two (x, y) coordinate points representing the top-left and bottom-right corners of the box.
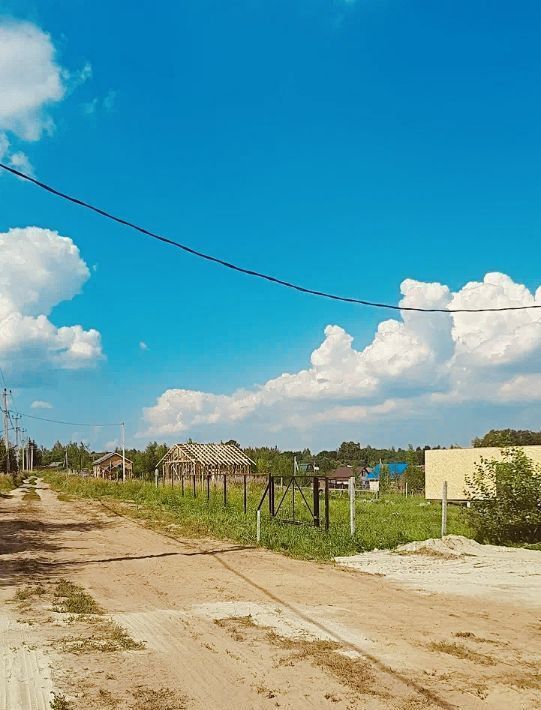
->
(0, 0), (540, 451)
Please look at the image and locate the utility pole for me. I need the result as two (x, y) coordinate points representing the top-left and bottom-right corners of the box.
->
(2, 388), (10, 474)
(21, 429), (26, 471)
(121, 422), (126, 482)
(14, 414), (20, 470)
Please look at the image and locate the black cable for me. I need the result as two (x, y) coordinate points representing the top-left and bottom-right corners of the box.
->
(13, 410), (120, 427)
(1, 162), (539, 313)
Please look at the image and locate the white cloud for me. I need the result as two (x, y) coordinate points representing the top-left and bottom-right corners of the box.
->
(83, 90), (116, 117)
(0, 19), (90, 171)
(82, 97), (99, 116)
(139, 341), (149, 351)
(0, 227), (103, 376)
(7, 150), (34, 176)
(142, 272), (541, 442)
(31, 400), (53, 409)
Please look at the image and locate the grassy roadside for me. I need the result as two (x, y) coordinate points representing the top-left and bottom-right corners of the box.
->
(44, 472), (474, 561)
(0, 472), (25, 493)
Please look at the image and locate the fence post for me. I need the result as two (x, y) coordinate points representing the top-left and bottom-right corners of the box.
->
(154, 468), (158, 488)
(441, 480), (448, 537)
(313, 476), (320, 527)
(243, 475), (247, 514)
(405, 482), (408, 497)
(349, 476), (356, 537)
(268, 474), (275, 516)
(256, 509), (261, 543)
(324, 477), (330, 531)
(223, 474), (227, 507)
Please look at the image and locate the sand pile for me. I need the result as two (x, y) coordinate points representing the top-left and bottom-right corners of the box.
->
(395, 534), (484, 557)
(335, 536), (541, 607)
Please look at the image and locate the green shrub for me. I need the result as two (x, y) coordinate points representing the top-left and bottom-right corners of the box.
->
(378, 464), (391, 494)
(466, 448), (541, 544)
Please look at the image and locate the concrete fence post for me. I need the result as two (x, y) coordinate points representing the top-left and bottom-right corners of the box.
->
(349, 476), (356, 537)
(441, 480), (448, 537)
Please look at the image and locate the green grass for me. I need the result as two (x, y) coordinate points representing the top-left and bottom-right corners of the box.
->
(50, 694), (72, 710)
(44, 473), (474, 561)
(23, 489), (40, 502)
(53, 579), (103, 615)
(14, 584), (47, 602)
(0, 473), (25, 492)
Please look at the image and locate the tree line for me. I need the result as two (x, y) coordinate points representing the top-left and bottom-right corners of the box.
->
(6, 428), (541, 478)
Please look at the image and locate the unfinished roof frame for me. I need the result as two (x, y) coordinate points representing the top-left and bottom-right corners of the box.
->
(158, 443), (255, 483)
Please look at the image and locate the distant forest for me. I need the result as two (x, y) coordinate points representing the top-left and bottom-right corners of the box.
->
(4, 428), (540, 478)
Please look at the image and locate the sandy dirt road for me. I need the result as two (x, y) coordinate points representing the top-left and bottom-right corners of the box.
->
(1, 480), (540, 710)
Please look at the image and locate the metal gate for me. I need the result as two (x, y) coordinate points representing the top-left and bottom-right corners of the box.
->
(256, 474), (330, 530)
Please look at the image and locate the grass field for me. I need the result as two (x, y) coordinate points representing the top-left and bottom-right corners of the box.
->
(44, 472), (474, 560)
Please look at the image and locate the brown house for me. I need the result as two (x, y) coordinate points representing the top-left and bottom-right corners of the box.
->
(325, 466), (358, 490)
(92, 452), (133, 480)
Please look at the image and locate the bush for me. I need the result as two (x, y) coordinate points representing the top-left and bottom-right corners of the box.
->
(404, 465), (425, 495)
(466, 448), (541, 544)
(378, 464), (391, 494)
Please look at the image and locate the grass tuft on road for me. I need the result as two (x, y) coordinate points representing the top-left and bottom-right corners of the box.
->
(50, 693), (72, 710)
(62, 618), (144, 654)
(44, 473), (474, 561)
(14, 584), (47, 602)
(53, 579), (103, 615)
(23, 489), (41, 501)
(429, 641), (495, 665)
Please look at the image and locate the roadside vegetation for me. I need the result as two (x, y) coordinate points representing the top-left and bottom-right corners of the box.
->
(0, 472), (25, 493)
(45, 472), (472, 560)
(466, 447), (541, 545)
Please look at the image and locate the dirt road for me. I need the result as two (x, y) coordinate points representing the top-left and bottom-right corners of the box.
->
(1, 481), (540, 710)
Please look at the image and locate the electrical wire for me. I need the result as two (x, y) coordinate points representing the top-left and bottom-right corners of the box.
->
(12, 410), (121, 427)
(1, 162), (539, 314)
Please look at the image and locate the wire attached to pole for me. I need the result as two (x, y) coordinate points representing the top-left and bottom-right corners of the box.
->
(1, 162), (539, 314)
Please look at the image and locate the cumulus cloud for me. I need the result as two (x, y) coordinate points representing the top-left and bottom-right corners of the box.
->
(142, 272), (541, 440)
(0, 227), (103, 376)
(0, 19), (89, 170)
(31, 400), (53, 409)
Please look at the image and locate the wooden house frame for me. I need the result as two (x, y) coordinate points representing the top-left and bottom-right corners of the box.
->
(158, 443), (255, 484)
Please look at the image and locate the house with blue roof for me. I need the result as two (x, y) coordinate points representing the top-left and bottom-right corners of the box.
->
(366, 462), (408, 480)
(363, 462), (408, 491)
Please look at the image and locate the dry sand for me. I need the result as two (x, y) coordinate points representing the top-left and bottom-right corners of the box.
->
(335, 535), (541, 608)
(1, 480), (540, 710)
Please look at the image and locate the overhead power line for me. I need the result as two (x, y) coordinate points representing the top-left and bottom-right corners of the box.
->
(1, 161), (540, 314)
(13, 410), (121, 427)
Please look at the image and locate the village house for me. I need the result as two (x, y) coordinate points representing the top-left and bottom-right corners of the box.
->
(92, 452), (133, 479)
